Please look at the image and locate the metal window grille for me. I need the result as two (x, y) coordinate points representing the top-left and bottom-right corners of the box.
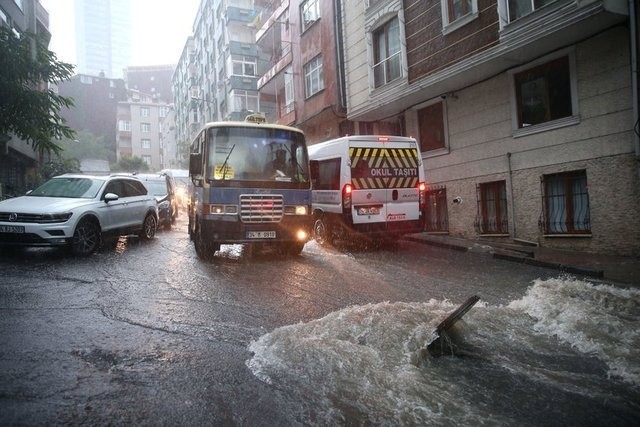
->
(425, 185), (449, 232)
(539, 171), (590, 234)
(475, 181), (508, 234)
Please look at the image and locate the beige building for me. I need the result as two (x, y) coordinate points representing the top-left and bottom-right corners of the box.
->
(341, 0), (639, 256)
(116, 90), (172, 171)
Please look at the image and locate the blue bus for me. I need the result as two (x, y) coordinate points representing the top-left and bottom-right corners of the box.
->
(187, 115), (312, 259)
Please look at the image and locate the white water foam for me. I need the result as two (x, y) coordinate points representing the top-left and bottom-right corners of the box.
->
(247, 277), (639, 424)
(508, 276), (640, 386)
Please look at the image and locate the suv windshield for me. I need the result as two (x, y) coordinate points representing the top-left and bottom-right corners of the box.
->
(29, 177), (104, 198)
(206, 126), (309, 183)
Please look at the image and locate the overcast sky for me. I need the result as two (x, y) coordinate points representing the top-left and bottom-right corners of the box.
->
(41, 0), (200, 67)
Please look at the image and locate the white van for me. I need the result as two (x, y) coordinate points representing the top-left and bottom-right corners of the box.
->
(309, 135), (426, 245)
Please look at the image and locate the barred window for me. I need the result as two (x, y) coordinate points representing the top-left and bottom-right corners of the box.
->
(541, 170), (590, 234)
(425, 186), (449, 233)
(476, 181), (508, 234)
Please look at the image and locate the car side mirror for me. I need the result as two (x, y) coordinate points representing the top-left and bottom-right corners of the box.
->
(104, 193), (119, 203)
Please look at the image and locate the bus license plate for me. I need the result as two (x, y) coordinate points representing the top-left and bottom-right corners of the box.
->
(247, 231), (276, 239)
(0, 225), (25, 233)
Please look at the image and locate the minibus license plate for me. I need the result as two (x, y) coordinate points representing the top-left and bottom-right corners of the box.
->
(247, 231), (276, 239)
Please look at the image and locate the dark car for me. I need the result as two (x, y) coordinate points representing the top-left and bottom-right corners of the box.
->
(136, 173), (179, 229)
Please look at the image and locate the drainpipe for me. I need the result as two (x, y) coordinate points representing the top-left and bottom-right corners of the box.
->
(334, 0), (347, 111)
(630, 0), (640, 172)
(507, 152), (517, 239)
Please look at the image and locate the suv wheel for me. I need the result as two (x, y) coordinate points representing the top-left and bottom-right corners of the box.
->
(141, 214), (157, 240)
(70, 218), (101, 255)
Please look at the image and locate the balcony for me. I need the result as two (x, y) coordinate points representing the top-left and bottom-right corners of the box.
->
(257, 42), (292, 90)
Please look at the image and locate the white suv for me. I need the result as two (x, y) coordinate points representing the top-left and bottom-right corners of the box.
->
(0, 174), (158, 255)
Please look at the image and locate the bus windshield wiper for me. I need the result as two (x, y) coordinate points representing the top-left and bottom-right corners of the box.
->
(219, 144), (235, 181)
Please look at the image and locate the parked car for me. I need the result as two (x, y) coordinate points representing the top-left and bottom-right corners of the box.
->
(136, 173), (179, 228)
(161, 169), (190, 209)
(0, 174), (158, 255)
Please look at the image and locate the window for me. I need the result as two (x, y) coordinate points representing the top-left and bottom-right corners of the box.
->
(118, 120), (131, 131)
(476, 181), (508, 234)
(301, 0), (320, 32)
(310, 158), (341, 190)
(232, 90), (259, 112)
(142, 155), (152, 165)
(159, 106), (169, 118)
(508, 0), (556, 22)
(231, 55), (256, 77)
(425, 186), (449, 232)
(142, 139), (151, 149)
(140, 107), (150, 117)
(418, 102), (446, 152)
(373, 17), (401, 88)
(80, 75), (93, 84)
(541, 170), (590, 234)
(141, 123), (151, 133)
(441, 0), (478, 31)
(304, 55), (324, 98)
(284, 66), (295, 113)
(514, 55), (572, 129)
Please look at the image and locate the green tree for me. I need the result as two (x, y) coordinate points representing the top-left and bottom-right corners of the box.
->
(111, 155), (150, 173)
(58, 130), (114, 162)
(0, 26), (75, 155)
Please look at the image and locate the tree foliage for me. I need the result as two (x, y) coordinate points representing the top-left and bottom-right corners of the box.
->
(0, 26), (76, 155)
(58, 130), (115, 162)
(110, 155), (150, 173)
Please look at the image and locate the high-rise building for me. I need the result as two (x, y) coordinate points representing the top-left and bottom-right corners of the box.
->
(74, 0), (131, 78)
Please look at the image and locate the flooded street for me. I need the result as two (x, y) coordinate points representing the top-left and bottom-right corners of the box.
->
(0, 217), (638, 425)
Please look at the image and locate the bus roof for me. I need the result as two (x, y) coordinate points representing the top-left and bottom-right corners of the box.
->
(198, 120), (304, 136)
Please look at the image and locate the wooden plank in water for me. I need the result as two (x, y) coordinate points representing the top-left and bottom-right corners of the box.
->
(435, 295), (480, 334)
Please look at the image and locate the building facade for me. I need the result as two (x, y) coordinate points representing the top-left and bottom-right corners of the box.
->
(173, 0), (265, 151)
(0, 0), (51, 198)
(74, 0), (131, 79)
(56, 73), (127, 161)
(124, 65), (175, 104)
(255, 0), (348, 144)
(340, 0), (639, 256)
(116, 90), (173, 171)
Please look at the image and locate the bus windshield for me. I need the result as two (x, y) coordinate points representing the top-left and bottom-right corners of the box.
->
(206, 126), (309, 183)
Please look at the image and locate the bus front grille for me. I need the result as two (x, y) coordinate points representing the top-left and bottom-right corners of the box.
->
(240, 194), (283, 223)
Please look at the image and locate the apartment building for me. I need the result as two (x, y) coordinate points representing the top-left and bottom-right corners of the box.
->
(173, 0), (266, 150)
(116, 90), (172, 171)
(56, 73), (127, 161)
(340, 0), (639, 256)
(124, 65), (176, 104)
(255, 0), (348, 143)
(0, 0), (51, 198)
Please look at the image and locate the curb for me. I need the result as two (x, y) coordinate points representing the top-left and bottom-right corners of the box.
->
(405, 235), (605, 279)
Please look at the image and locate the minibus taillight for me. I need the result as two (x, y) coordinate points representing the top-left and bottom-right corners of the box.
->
(418, 182), (427, 211)
(343, 183), (352, 214)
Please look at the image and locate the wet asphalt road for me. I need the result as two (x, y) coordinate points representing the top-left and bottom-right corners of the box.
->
(0, 215), (564, 425)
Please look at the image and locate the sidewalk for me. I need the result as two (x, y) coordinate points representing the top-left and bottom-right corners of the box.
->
(403, 233), (640, 286)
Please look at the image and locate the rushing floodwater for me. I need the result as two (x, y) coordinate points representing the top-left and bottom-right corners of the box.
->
(247, 276), (640, 426)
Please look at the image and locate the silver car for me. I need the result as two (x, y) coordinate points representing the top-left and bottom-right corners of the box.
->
(0, 174), (158, 255)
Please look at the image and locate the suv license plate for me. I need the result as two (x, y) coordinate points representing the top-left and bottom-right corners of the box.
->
(0, 225), (25, 233)
(247, 231), (276, 239)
